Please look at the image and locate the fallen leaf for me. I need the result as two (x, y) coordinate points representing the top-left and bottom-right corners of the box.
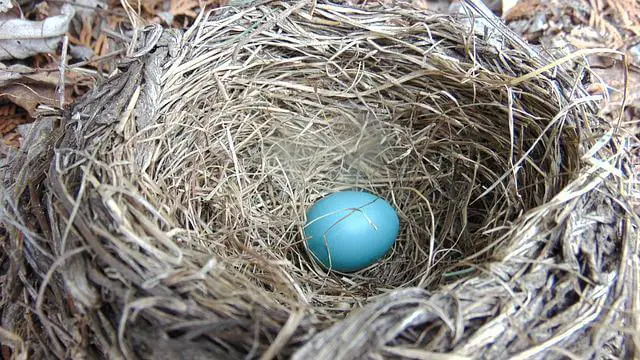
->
(0, 83), (71, 117)
(502, 0), (518, 17)
(0, 4), (75, 60)
(0, 104), (29, 148)
(0, 63), (79, 87)
(0, 0), (13, 14)
(567, 25), (615, 49)
(1, 345), (11, 360)
(0, 64), (80, 117)
(592, 64), (640, 107)
(608, 0), (640, 28)
(412, 0), (453, 12)
(504, 0), (544, 21)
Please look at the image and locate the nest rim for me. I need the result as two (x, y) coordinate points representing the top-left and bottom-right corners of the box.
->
(1, 1), (637, 360)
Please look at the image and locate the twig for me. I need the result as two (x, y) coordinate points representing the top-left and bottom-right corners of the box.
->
(57, 35), (69, 109)
(68, 49), (125, 69)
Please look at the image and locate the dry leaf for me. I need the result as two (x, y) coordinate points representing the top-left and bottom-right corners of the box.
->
(0, 4), (75, 60)
(0, 0), (13, 13)
(592, 63), (640, 108)
(502, 0), (518, 17)
(72, 0), (107, 18)
(413, 0), (453, 12)
(1, 83), (71, 117)
(0, 64), (78, 117)
(0, 104), (28, 148)
(0, 63), (77, 87)
(504, 0), (544, 21)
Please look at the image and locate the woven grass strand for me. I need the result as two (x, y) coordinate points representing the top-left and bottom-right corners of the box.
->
(1, 1), (637, 359)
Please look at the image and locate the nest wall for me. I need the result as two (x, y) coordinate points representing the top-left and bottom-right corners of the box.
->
(0, 1), (637, 359)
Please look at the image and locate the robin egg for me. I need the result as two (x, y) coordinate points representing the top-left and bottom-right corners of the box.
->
(304, 190), (400, 272)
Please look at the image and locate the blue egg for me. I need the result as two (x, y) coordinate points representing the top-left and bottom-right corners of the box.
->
(304, 190), (400, 272)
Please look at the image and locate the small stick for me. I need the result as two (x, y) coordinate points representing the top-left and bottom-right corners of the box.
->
(69, 49), (125, 69)
(57, 35), (69, 109)
(2, 49), (124, 75)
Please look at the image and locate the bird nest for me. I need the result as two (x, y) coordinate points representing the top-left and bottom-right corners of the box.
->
(1, 1), (637, 359)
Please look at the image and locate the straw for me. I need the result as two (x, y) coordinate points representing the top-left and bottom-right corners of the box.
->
(0, 1), (637, 359)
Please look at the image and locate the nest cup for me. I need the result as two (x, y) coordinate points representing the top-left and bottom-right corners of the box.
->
(1, 1), (637, 359)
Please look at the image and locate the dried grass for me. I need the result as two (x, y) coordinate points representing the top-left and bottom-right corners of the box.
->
(1, 1), (638, 359)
